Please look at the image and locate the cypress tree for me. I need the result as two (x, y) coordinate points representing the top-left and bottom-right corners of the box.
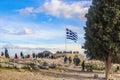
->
(84, 0), (120, 79)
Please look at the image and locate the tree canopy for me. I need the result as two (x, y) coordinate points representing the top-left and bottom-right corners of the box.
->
(84, 0), (120, 63)
(37, 50), (53, 58)
(84, 0), (120, 79)
(84, 0), (120, 80)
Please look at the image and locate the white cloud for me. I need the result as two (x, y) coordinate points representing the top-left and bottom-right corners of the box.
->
(0, 27), (33, 35)
(17, 0), (91, 20)
(17, 27), (33, 35)
(0, 17), (85, 42)
(65, 25), (81, 31)
(0, 18), (64, 41)
(0, 17), (85, 54)
(18, 7), (34, 16)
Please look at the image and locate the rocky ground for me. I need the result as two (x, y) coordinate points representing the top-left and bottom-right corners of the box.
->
(0, 57), (120, 80)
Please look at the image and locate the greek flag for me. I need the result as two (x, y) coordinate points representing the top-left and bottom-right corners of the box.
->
(66, 28), (78, 42)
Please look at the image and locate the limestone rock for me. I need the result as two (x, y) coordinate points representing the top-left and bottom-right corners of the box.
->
(39, 62), (49, 69)
(94, 74), (98, 79)
(49, 63), (57, 69)
(18, 69), (25, 72)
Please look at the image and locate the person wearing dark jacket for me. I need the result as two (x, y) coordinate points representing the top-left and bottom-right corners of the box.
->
(73, 55), (80, 66)
(68, 56), (72, 64)
(20, 52), (24, 59)
(64, 56), (67, 63)
(5, 48), (10, 58)
(82, 60), (85, 71)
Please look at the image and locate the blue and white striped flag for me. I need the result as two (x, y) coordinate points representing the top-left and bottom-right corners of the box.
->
(66, 28), (78, 42)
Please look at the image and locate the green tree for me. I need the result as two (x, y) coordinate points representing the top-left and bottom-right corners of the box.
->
(37, 51), (53, 58)
(42, 51), (53, 57)
(84, 0), (120, 79)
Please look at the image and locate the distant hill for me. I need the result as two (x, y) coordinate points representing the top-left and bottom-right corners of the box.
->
(0, 44), (60, 54)
(1, 44), (20, 49)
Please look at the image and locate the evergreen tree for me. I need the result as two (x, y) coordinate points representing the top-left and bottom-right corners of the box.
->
(84, 0), (120, 79)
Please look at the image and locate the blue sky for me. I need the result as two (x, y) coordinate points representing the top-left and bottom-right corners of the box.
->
(0, 0), (92, 53)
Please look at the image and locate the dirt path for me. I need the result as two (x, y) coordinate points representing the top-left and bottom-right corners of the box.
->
(0, 67), (120, 80)
(37, 67), (105, 80)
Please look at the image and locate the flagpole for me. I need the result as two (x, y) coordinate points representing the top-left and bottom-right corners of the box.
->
(65, 26), (67, 52)
(65, 35), (67, 52)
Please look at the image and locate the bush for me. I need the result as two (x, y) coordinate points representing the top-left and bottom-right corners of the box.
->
(85, 64), (105, 71)
(92, 65), (105, 71)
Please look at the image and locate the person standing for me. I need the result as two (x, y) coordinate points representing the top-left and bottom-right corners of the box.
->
(32, 53), (36, 58)
(5, 48), (9, 58)
(1, 52), (4, 56)
(73, 55), (80, 66)
(14, 53), (18, 59)
(82, 60), (85, 71)
(64, 56), (67, 64)
(20, 52), (24, 59)
(68, 56), (72, 64)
